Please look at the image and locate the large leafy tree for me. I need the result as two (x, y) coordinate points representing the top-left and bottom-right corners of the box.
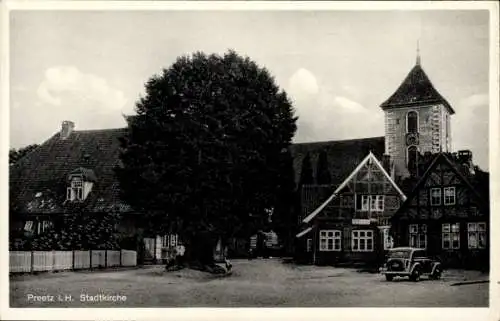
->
(116, 50), (297, 265)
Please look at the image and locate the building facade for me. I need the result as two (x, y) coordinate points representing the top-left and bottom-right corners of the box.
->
(293, 52), (489, 269)
(390, 152), (489, 270)
(295, 152), (406, 266)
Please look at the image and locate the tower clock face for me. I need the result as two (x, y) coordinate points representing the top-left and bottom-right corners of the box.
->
(406, 132), (419, 146)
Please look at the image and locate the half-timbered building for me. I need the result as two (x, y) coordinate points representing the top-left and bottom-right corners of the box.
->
(390, 151), (489, 269)
(295, 152), (406, 266)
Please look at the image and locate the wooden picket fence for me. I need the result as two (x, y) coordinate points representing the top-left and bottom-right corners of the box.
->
(9, 249), (137, 273)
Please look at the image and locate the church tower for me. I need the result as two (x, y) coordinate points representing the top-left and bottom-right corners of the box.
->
(380, 47), (455, 179)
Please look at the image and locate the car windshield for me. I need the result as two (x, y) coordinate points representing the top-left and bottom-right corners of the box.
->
(388, 249), (411, 258)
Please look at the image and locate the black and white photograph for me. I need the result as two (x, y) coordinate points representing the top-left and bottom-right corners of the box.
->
(1, 1), (499, 320)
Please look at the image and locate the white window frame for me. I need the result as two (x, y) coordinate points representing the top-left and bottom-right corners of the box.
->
(371, 195), (384, 212)
(352, 230), (373, 252)
(358, 195), (370, 212)
(41, 220), (52, 233)
(67, 177), (84, 201)
(306, 238), (312, 252)
(24, 220), (34, 232)
(319, 230), (341, 252)
(430, 188), (441, 206)
(467, 222), (486, 249)
(356, 195), (384, 212)
(444, 187), (456, 205)
(409, 224), (427, 249)
(442, 223), (460, 250)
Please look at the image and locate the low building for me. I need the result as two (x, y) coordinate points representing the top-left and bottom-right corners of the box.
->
(9, 121), (171, 262)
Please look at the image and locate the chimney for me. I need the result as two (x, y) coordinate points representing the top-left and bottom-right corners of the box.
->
(457, 150), (474, 175)
(60, 121), (75, 140)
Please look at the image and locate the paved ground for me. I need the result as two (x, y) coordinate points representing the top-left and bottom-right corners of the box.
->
(10, 258), (489, 307)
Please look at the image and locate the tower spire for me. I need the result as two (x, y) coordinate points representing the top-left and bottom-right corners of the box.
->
(416, 40), (421, 65)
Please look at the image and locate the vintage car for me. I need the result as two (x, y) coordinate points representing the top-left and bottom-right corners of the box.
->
(379, 247), (443, 281)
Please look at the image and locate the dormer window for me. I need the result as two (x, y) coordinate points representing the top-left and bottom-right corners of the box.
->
(67, 177), (84, 201)
(66, 167), (96, 202)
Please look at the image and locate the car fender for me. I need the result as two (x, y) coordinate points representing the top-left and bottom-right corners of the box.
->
(410, 262), (421, 274)
(431, 262), (442, 274)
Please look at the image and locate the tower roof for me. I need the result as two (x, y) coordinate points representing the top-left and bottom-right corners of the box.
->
(380, 63), (455, 114)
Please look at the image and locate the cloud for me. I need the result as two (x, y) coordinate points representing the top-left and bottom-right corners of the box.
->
(37, 66), (127, 112)
(292, 85), (383, 143)
(459, 93), (488, 110)
(287, 68), (319, 100)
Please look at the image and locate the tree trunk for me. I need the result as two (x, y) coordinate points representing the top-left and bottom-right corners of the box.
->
(180, 231), (215, 268)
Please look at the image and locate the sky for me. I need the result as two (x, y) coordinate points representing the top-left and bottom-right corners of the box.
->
(9, 9), (490, 170)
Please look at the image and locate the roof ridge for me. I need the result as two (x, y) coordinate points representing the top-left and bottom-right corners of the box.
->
(73, 127), (127, 134)
(293, 136), (384, 146)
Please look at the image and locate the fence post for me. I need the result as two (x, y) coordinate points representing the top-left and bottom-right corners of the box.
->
(52, 250), (56, 272)
(154, 236), (157, 264)
(119, 249), (123, 267)
(89, 249), (92, 271)
(30, 250), (34, 273)
(105, 250), (108, 269)
(72, 250), (75, 270)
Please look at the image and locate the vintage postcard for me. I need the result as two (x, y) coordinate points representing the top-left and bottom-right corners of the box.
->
(1, 1), (498, 320)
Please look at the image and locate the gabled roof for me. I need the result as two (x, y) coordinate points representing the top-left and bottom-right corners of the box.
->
(391, 153), (488, 221)
(10, 128), (131, 214)
(380, 63), (455, 114)
(68, 167), (97, 182)
(290, 136), (385, 186)
(297, 152), (406, 233)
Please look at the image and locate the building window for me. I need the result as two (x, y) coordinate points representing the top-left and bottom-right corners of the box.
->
(430, 188), (441, 206)
(24, 221), (34, 232)
(370, 195), (384, 212)
(382, 228), (393, 250)
(352, 230), (373, 252)
(319, 230), (341, 251)
(356, 195), (384, 212)
(409, 224), (427, 249)
(67, 177), (84, 201)
(407, 111), (419, 133)
(39, 220), (53, 234)
(442, 223), (460, 249)
(340, 196), (349, 208)
(356, 195), (370, 211)
(444, 187), (456, 205)
(468, 223), (486, 249)
(407, 145), (419, 171)
(306, 238), (312, 252)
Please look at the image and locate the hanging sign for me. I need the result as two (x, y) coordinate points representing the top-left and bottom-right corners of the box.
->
(352, 219), (371, 225)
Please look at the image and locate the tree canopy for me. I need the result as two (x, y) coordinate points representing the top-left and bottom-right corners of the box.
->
(116, 50), (297, 262)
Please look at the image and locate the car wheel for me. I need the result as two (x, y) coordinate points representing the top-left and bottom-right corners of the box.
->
(385, 274), (394, 281)
(410, 268), (421, 282)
